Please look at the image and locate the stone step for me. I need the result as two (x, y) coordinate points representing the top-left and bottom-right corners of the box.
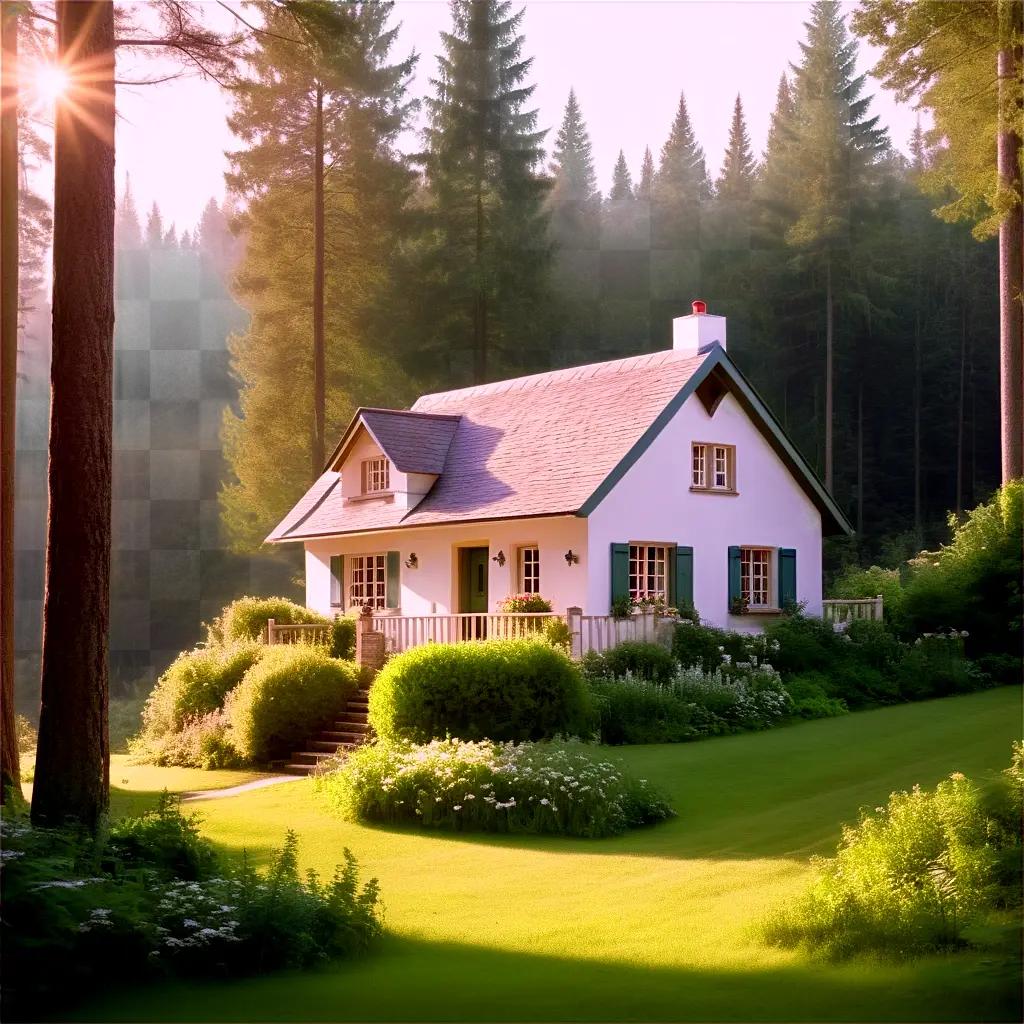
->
(330, 720), (369, 732)
(319, 731), (369, 745)
(337, 712), (369, 724)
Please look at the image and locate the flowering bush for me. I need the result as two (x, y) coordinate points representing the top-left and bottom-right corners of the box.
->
(498, 593), (553, 613)
(0, 798), (381, 1016)
(761, 746), (1023, 959)
(316, 738), (674, 838)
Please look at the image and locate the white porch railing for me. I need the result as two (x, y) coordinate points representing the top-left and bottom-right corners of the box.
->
(821, 596), (884, 624)
(568, 609), (665, 658)
(372, 612), (558, 653)
(266, 619), (333, 645)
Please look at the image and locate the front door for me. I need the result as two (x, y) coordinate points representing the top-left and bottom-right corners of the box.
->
(460, 547), (490, 614)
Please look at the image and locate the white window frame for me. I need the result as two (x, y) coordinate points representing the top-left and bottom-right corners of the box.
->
(692, 442), (735, 491)
(740, 547), (773, 609)
(361, 456), (390, 494)
(517, 545), (541, 595)
(628, 543), (670, 602)
(349, 552), (387, 610)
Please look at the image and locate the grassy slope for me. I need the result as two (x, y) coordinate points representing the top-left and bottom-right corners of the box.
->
(80, 688), (1022, 1023)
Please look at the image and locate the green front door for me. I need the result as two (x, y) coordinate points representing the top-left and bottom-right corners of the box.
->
(460, 547), (490, 613)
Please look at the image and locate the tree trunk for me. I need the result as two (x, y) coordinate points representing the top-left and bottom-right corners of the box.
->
(31, 0), (115, 830)
(997, 2), (1023, 483)
(913, 306), (922, 539)
(474, 192), (486, 384)
(0, 2), (20, 800)
(824, 257), (834, 492)
(311, 80), (326, 479)
(856, 380), (864, 535)
(956, 290), (967, 515)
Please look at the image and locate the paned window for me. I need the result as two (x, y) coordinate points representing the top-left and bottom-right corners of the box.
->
(362, 457), (390, 494)
(350, 553), (387, 609)
(518, 546), (540, 594)
(629, 544), (668, 601)
(691, 443), (734, 490)
(740, 547), (772, 608)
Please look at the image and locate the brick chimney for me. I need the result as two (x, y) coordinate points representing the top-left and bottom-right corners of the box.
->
(673, 299), (727, 355)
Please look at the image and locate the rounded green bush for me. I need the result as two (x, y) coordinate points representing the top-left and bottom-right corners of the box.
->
(368, 638), (593, 743)
(226, 646), (361, 762)
(215, 596), (331, 644)
(141, 642), (265, 739)
(592, 641), (677, 683)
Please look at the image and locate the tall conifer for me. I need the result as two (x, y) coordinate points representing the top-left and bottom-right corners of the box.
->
(549, 88), (597, 202)
(715, 94), (756, 199)
(655, 92), (711, 203)
(609, 150), (633, 200)
(636, 146), (655, 201)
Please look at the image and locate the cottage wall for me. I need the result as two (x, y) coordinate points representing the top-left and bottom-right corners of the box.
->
(304, 516), (588, 617)
(585, 391), (823, 630)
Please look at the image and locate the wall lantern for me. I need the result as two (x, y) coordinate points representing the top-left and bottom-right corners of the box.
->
(564, 549), (579, 565)
(405, 553), (418, 569)
(492, 550), (506, 567)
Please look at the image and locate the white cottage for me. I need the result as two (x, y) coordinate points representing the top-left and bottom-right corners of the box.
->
(268, 302), (851, 643)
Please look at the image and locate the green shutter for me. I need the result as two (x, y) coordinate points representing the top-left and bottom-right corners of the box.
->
(386, 550), (400, 609)
(778, 548), (797, 608)
(672, 546), (694, 610)
(330, 554), (344, 609)
(610, 543), (630, 607)
(727, 546), (742, 610)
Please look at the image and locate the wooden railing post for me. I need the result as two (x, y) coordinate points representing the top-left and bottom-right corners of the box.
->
(566, 606), (582, 659)
(266, 618), (276, 644)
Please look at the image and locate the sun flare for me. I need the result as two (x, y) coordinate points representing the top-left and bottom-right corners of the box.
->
(31, 62), (71, 106)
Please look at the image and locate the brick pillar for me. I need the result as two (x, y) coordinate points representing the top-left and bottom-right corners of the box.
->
(355, 606), (373, 666)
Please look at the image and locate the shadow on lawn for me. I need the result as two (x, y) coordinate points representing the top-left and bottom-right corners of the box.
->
(70, 930), (1023, 1024)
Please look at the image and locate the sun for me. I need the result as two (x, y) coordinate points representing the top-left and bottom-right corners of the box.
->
(31, 62), (71, 106)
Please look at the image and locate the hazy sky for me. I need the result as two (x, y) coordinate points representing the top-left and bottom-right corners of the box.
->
(109, 0), (919, 232)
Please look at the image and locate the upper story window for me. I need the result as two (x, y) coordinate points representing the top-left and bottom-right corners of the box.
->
(361, 456), (390, 494)
(518, 546), (540, 594)
(740, 547), (772, 608)
(629, 543), (668, 601)
(692, 442), (735, 491)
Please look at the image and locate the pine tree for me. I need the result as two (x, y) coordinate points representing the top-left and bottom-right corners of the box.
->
(636, 146), (655, 200)
(908, 116), (930, 174)
(116, 174), (142, 249)
(655, 92), (711, 203)
(412, 0), (552, 384)
(762, 73), (795, 168)
(145, 202), (165, 248)
(222, 0), (417, 550)
(549, 88), (597, 202)
(162, 223), (178, 248)
(715, 94), (756, 199)
(609, 150), (633, 200)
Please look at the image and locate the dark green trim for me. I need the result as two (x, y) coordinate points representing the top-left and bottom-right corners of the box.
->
(778, 547), (797, 607)
(386, 550), (400, 609)
(610, 543), (630, 605)
(728, 546), (742, 606)
(672, 545), (694, 608)
(575, 345), (853, 537)
(330, 554), (344, 610)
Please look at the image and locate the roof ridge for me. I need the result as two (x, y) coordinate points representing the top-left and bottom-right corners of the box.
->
(360, 407), (461, 422)
(412, 348), (702, 409)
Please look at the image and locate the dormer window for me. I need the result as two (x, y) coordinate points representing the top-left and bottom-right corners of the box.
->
(691, 442), (735, 492)
(361, 456), (390, 494)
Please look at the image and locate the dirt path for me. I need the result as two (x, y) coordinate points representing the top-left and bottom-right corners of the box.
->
(180, 775), (302, 803)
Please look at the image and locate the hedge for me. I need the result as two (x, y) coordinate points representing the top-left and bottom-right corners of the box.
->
(368, 638), (593, 743)
(225, 646), (361, 761)
(213, 596), (331, 645)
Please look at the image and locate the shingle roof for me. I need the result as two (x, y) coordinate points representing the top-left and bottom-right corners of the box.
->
(268, 348), (707, 542)
(267, 345), (853, 542)
(331, 409), (460, 475)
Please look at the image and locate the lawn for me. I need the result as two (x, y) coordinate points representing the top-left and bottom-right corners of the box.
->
(77, 687), (1021, 1023)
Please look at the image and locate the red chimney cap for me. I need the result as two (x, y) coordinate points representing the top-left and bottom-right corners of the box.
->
(691, 299), (707, 315)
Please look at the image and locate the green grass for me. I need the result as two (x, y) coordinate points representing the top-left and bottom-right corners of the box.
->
(76, 688), (1022, 1022)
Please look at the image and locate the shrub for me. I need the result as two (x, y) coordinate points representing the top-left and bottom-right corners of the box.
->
(140, 711), (244, 770)
(368, 638), (593, 744)
(586, 641), (677, 684)
(671, 620), (753, 673)
(543, 617), (572, 652)
(894, 633), (988, 701)
(588, 677), (697, 744)
(316, 737), (674, 838)
(831, 564), (907, 630)
(16, 714), (37, 755)
(670, 663), (792, 731)
(761, 750), (1023, 959)
(225, 646), (360, 762)
(331, 616), (356, 660)
(763, 614), (840, 675)
(784, 673), (848, 719)
(0, 803), (380, 1017)
(902, 481), (1022, 661)
(212, 596), (331, 645)
(498, 594), (553, 612)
